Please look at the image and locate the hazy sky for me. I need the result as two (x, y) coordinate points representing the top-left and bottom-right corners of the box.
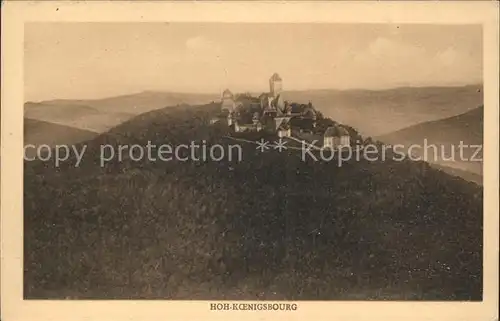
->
(25, 23), (482, 101)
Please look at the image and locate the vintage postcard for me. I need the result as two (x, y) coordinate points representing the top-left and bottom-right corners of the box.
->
(1, 1), (499, 321)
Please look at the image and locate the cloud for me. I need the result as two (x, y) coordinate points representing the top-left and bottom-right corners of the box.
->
(184, 36), (223, 63)
(367, 37), (425, 58)
(185, 36), (220, 52)
(436, 47), (459, 66)
(186, 36), (206, 50)
(337, 37), (427, 69)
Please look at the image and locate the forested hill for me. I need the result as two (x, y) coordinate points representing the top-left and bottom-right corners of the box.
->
(377, 105), (483, 179)
(24, 103), (482, 300)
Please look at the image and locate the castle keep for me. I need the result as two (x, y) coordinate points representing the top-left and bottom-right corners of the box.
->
(213, 73), (350, 148)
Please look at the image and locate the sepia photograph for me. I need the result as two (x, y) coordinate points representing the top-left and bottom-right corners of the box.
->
(22, 21), (486, 300)
(2, 1), (499, 321)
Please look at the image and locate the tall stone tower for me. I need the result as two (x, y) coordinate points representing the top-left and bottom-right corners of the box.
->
(269, 73), (283, 98)
(221, 88), (235, 112)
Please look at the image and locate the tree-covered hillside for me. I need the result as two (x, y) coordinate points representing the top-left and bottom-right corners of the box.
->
(24, 103), (483, 300)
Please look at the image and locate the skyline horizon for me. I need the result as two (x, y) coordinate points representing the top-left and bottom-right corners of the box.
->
(25, 82), (483, 103)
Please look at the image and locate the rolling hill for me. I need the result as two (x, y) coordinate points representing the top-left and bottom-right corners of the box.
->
(24, 118), (98, 158)
(24, 85), (482, 138)
(24, 102), (131, 133)
(377, 105), (483, 179)
(39, 91), (220, 114)
(283, 84), (483, 137)
(24, 103), (483, 300)
(430, 163), (483, 186)
(25, 91), (219, 134)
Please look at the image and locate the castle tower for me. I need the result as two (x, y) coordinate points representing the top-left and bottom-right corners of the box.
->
(269, 73), (283, 98)
(221, 89), (235, 112)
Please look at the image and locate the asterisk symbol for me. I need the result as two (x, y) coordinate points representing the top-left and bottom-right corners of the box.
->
(255, 138), (270, 152)
(272, 138), (288, 152)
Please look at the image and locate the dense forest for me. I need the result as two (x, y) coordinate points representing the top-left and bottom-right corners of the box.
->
(24, 103), (483, 300)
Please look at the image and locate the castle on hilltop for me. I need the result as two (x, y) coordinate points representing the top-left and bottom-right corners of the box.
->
(220, 73), (285, 115)
(217, 73), (292, 135)
(213, 72), (350, 148)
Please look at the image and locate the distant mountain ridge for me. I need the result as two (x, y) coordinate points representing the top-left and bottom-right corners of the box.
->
(431, 163), (483, 185)
(377, 105), (483, 180)
(24, 91), (220, 134)
(379, 106), (482, 146)
(24, 102), (131, 133)
(25, 85), (482, 138)
(24, 118), (98, 158)
(283, 84), (482, 136)
(28, 91), (220, 114)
